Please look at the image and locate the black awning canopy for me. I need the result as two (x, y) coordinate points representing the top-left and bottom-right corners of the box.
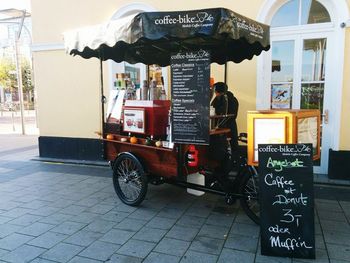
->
(64, 8), (270, 65)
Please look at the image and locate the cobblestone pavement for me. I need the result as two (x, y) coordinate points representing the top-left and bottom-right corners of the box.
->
(0, 135), (349, 262)
(0, 111), (38, 135)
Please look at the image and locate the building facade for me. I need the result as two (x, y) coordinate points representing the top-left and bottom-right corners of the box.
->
(31, 0), (350, 177)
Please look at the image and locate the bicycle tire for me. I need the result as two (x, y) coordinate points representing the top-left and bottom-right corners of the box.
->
(112, 153), (148, 206)
(239, 167), (260, 225)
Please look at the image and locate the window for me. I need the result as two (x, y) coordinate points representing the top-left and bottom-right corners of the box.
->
(271, 0), (331, 27)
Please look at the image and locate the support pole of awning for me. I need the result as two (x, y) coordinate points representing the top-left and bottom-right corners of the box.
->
(99, 53), (106, 159)
(224, 62), (228, 84)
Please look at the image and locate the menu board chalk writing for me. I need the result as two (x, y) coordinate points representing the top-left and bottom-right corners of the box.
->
(259, 144), (315, 259)
(170, 50), (210, 145)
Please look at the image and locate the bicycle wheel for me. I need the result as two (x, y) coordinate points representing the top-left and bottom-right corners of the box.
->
(112, 153), (148, 206)
(239, 167), (260, 225)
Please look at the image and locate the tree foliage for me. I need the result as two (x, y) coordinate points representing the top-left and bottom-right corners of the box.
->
(0, 58), (16, 91)
(0, 58), (33, 93)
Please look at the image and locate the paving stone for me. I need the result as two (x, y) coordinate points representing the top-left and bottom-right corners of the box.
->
(0, 244), (46, 263)
(0, 224), (22, 238)
(60, 205), (87, 215)
(255, 253), (292, 263)
(180, 250), (218, 263)
(323, 231), (350, 246)
(99, 229), (135, 245)
(49, 198), (75, 208)
(198, 224), (230, 240)
(1, 207), (33, 218)
(16, 194), (38, 203)
(85, 204), (114, 214)
(85, 219), (116, 233)
(8, 214), (42, 226)
(29, 206), (61, 217)
(329, 260), (350, 263)
(100, 211), (130, 223)
(114, 218), (147, 232)
(315, 223), (322, 235)
(19, 200), (51, 210)
(217, 248), (255, 263)
(63, 230), (103, 247)
(293, 249), (329, 263)
(153, 237), (190, 257)
(166, 225), (199, 241)
(184, 207), (212, 218)
(327, 244), (350, 262)
(318, 210), (348, 222)
(133, 227), (166, 243)
(205, 213), (234, 227)
(16, 222), (55, 237)
(128, 208), (158, 221)
(107, 254), (142, 263)
(0, 216), (12, 224)
(39, 213), (73, 225)
(176, 215), (206, 228)
(145, 216), (177, 230)
(111, 204), (137, 214)
(24, 258), (57, 263)
(0, 248), (9, 257)
(41, 242), (84, 262)
(0, 201), (20, 211)
(74, 198), (102, 208)
(143, 252), (180, 263)
(68, 256), (102, 263)
(320, 219), (350, 234)
(117, 239), (156, 258)
(316, 201), (343, 212)
(224, 234), (258, 253)
(157, 208), (184, 219)
(234, 212), (256, 225)
(79, 240), (120, 261)
(189, 236), (224, 255)
(50, 221), (86, 235)
(315, 234), (326, 250)
(0, 233), (33, 250)
(230, 222), (260, 238)
(27, 231), (68, 249)
(69, 212), (99, 224)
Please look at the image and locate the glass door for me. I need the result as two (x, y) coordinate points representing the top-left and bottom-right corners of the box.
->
(270, 34), (330, 173)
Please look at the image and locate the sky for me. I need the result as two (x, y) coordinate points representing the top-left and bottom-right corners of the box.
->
(0, 0), (31, 42)
(0, 0), (31, 13)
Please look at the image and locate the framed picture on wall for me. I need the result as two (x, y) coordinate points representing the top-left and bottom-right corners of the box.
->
(271, 84), (291, 109)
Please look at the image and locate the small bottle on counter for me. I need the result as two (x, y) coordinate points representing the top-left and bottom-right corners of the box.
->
(142, 80), (149, 100)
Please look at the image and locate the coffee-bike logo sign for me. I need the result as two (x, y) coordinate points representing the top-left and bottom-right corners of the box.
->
(154, 12), (214, 28)
(170, 50), (210, 60)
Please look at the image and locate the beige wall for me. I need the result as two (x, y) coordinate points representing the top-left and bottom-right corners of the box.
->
(340, 28), (350, 150)
(34, 50), (101, 137)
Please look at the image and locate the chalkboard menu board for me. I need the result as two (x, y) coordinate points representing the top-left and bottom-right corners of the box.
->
(170, 50), (210, 145)
(259, 144), (315, 259)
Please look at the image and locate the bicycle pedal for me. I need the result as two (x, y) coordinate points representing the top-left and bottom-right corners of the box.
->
(225, 195), (236, 205)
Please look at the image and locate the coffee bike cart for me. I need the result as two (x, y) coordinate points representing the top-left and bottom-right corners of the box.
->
(64, 8), (270, 224)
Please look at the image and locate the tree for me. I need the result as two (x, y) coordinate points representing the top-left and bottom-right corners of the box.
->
(0, 58), (16, 93)
(21, 59), (34, 95)
(0, 58), (34, 103)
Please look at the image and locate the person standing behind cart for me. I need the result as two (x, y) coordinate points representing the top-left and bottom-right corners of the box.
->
(211, 82), (239, 165)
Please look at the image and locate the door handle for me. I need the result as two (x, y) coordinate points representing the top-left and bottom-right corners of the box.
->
(322, 109), (329, 124)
